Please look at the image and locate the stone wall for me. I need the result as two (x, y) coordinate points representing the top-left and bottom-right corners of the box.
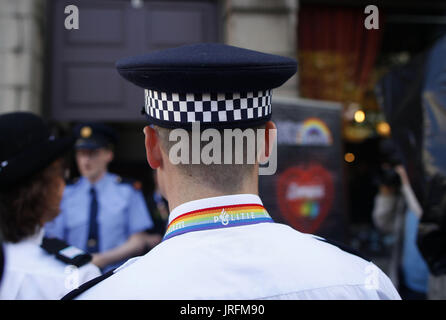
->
(223, 0), (299, 97)
(0, 0), (46, 115)
(0, 0), (299, 115)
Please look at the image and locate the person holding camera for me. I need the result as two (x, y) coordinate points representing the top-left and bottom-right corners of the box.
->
(372, 161), (429, 299)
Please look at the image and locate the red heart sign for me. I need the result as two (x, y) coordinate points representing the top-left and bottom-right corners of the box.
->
(276, 164), (334, 234)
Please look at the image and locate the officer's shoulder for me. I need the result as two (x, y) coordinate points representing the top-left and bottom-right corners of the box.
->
(62, 269), (115, 300)
(272, 224), (371, 262)
(311, 235), (371, 262)
(113, 175), (143, 191)
(61, 178), (82, 199)
(62, 256), (141, 300)
(66, 177), (81, 186)
(40, 237), (93, 268)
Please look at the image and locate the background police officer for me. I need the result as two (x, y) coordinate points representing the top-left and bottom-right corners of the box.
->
(45, 123), (159, 272)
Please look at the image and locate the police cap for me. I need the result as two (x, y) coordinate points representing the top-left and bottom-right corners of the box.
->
(73, 122), (117, 150)
(116, 43), (297, 129)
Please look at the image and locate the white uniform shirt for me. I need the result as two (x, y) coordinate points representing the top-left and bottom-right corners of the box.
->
(76, 194), (401, 300)
(0, 229), (101, 300)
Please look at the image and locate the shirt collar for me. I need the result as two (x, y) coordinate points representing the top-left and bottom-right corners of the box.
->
(80, 172), (111, 190)
(13, 228), (45, 246)
(168, 194), (263, 224)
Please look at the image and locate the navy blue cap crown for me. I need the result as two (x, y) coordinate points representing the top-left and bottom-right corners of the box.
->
(73, 123), (117, 150)
(0, 112), (74, 189)
(116, 43), (297, 129)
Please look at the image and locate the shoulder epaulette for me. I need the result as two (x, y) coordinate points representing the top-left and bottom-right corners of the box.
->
(115, 175), (142, 190)
(61, 269), (115, 300)
(314, 236), (371, 262)
(115, 175), (131, 184)
(41, 237), (92, 267)
(65, 177), (79, 186)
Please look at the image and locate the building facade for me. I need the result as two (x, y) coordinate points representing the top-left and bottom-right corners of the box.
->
(0, 0), (299, 118)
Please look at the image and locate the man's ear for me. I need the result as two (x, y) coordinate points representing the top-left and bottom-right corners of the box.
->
(143, 126), (162, 169)
(258, 121), (277, 164)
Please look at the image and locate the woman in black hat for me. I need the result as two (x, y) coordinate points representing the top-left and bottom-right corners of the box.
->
(0, 112), (100, 299)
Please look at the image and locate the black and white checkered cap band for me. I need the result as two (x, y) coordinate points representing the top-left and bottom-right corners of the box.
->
(144, 89), (272, 125)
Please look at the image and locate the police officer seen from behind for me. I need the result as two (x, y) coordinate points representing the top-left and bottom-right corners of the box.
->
(0, 112), (101, 299)
(45, 123), (160, 273)
(66, 43), (401, 299)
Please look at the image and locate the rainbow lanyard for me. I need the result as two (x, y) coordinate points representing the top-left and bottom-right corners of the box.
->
(163, 203), (273, 241)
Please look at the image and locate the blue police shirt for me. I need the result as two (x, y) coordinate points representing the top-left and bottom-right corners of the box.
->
(44, 172), (153, 270)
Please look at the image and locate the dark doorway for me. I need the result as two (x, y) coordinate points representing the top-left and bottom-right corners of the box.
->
(48, 0), (220, 121)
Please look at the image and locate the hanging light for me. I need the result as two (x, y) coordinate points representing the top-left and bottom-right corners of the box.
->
(344, 152), (355, 163)
(354, 110), (366, 123)
(376, 121), (391, 137)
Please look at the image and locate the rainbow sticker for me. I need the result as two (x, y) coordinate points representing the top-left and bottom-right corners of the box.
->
(296, 118), (333, 146)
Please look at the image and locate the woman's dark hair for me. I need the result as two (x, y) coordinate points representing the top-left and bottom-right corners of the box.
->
(0, 160), (64, 243)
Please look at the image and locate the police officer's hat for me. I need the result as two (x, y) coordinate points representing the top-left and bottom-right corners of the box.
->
(116, 43), (297, 129)
(0, 112), (75, 190)
(73, 122), (117, 150)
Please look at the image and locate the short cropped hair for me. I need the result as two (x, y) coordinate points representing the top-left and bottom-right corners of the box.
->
(154, 124), (266, 193)
(0, 160), (64, 243)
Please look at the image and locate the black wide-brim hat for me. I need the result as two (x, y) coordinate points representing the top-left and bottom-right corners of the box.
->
(0, 112), (75, 190)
